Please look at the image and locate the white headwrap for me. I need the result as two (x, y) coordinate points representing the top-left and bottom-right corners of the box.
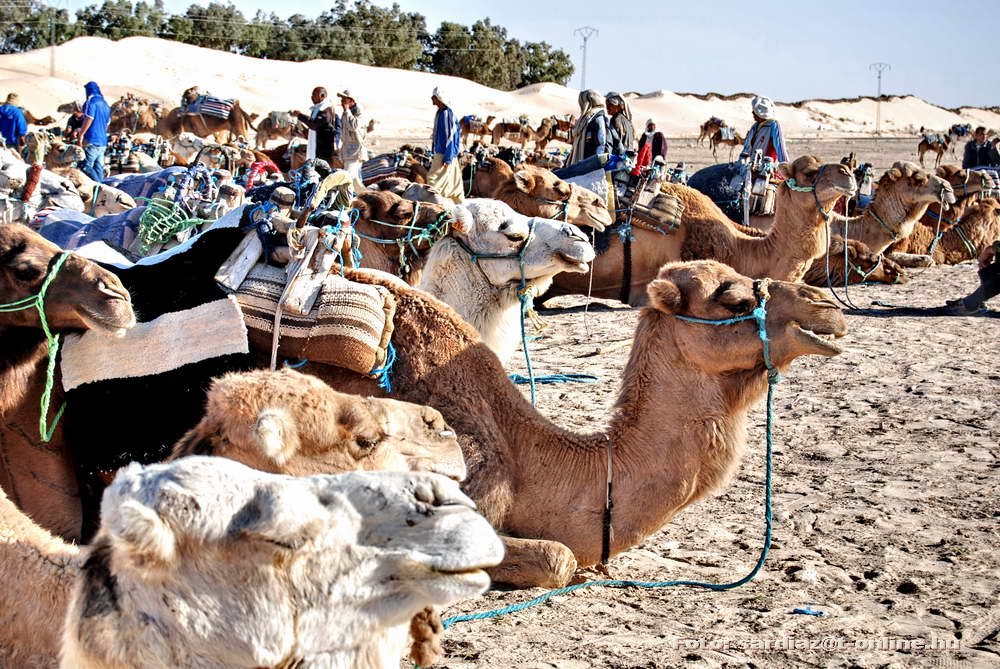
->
(432, 86), (450, 108)
(751, 96), (774, 120)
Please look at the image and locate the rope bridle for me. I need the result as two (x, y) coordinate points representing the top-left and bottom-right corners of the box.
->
(0, 251), (72, 441)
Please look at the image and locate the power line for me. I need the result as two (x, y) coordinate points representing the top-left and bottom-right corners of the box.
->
(573, 26), (597, 90)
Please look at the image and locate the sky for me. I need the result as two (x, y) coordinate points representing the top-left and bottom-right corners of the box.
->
(61, 0), (1000, 108)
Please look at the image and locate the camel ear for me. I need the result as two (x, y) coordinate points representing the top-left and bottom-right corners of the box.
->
(110, 500), (177, 570)
(451, 205), (472, 234)
(513, 170), (535, 193)
(254, 408), (299, 465)
(647, 278), (684, 314)
(714, 280), (756, 314)
(775, 162), (793, 180)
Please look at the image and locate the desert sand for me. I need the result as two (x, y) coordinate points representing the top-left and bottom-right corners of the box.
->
(2, 37), (999, 140)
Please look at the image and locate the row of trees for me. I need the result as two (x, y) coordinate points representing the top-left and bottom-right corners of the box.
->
(0, 0), (575, 90)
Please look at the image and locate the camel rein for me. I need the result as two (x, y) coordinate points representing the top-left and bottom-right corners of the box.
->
(437, 280), (781, 639)
(0, 251), (71, 442)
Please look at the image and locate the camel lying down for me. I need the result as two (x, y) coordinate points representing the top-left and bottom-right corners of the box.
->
(1, 457), (503, 669)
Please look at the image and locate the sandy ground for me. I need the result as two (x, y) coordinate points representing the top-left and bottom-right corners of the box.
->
(428, 141), (1000, 668)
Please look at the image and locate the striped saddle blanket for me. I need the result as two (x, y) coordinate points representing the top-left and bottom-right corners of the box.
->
(361, 153), (418, 185)
(186, 95), (235, 120)
(922, 133), (945, 146)
(235, 263), (396, 377)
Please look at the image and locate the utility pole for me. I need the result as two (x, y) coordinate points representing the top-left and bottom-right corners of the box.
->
(869, 62), (890, 138)
(49, 14), (56, 77)
(574, 27), (598, 90)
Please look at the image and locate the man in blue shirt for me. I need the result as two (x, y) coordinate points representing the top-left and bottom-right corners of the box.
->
(427, 87), (463, 202)
(78, 81), (111, 182)
(0, 93), (28, 149)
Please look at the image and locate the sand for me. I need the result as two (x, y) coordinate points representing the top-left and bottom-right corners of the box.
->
(2, 36), (1000, 140)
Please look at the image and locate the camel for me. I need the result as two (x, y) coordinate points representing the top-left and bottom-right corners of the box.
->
(43, 141), (85, 170)
(415, 198), (594, 363)
(460, 114), (496, 148)
(156, 87), (256, 143)
(0, 152), (88, 219)
(108, 95), (160, 135)
(170, 368), (467, 481)
(51, 167), (137, 217)
(917, 130), (950, 168)
(491, 118), (553, 149)
(710, 127), (743, 161)
(844, 161), (954, 256)
(698, 116), (725, 144)
(371, 176), (455, 209)
(465, 156), (612, 231)
(255, 111), (308, 148)
(803, 236), (908, 287)
(0, 456), (502, 669)
(886, 197), (1000, 265)
(2, 224), (848, 588)
(21, 108), (55, 126)
(550, 156), (857, 305)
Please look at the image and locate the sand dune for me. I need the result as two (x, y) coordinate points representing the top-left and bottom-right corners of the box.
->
(2, 36), (998, 138)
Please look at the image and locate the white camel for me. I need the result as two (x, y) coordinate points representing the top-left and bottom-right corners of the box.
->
(417, 198), (594, 363)
(0, 456), (503, 669)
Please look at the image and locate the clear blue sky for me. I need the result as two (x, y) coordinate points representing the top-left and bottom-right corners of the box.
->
(65, 0), (1000, 107)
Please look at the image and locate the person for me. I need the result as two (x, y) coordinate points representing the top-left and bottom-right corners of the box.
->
(427, 87), (463, 202)
(78, 81), (111, 182)
(961, 126), (1000, 169)
(336, 89), (368, 182)
(565, 89), (609, 168)
(605, 92), (636, 157)
(741, 96), (788, 164)
(631, 118), (667, 176)
(64, 102), (85, 143)
(296, 87), (339, 164)
(946, 240), (1000, 315)
(0, 93), (27, 148)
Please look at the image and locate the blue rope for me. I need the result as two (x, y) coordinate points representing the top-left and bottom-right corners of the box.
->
(442, 285), (780, 631)
(283, 358), (308, 369)
(370, 340), (397, 393)
(508, 373), (599, 385)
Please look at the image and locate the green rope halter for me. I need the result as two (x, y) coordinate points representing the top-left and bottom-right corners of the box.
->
(0, 252), (71, 441)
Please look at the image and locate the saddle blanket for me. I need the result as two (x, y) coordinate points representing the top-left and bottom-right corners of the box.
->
(720, 126), (736, 141)
(922, 133), (944, 145)
(186, 95), (234, 120)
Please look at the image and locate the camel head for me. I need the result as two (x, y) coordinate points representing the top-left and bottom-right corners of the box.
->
(172, 369), (467, 481)
(0, 224), (134, 335)
(68, 457), (503, 667)
(777, 155), (856, 210)
(508, 164), (612, 230)
(90, 184), (137, 217)
(935, 165), (997, 197)
(512, 165), (572, 202)
(877, 161), (956, 207)
(646, 260), (847, 375)
(568, 183), (613, 230)
(453, 199), (595, 287)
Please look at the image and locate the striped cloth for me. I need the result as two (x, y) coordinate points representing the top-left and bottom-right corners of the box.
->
(186, 95), (234, 120)
(235, 263), (396, 377)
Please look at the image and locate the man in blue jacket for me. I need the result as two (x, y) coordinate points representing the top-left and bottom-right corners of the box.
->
(78, 81), (111, 182)
(0, 93), (27, 149)
(962, 127), (1000, 169)
(427, 87), (463, 202)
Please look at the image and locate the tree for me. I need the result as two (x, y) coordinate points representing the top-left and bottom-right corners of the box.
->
(519, 41), (574, 87)
(0, 1), (77, 54)
(74, 1), (167, 40)
(431, 19), (525, 91)
(180, 2), (245, 52)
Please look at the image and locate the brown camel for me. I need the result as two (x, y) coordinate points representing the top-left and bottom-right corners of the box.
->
(698, 117), (725, 145)
(710, 127), (743, 161)
(917, 130), (950, 168)
(491, 119), (553, 149)
(255, 111), (308, 148)
(21, 108), (55, 126)
(108, 95), (159, 134)
(460, 114), (496, 148)
(169, 368), (467, 482)
(844, 161), (954, 256)
(803, 236), (908, 287)
(1, 223), (847, 587)
(156, 87), (256, 143)
(887, 198), (1000, 265)
(0, 225), (135, 537)
(465, 156), (612, 231)
(550, 156), (857, 305)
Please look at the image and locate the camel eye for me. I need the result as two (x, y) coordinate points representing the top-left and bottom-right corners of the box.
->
(504, 231), (526, 242)
(356, 436), (379, 451)
(13, 265), (41, 281)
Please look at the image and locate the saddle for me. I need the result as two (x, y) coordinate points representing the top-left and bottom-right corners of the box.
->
(184, 95), (235, 120)
(720, 126), (736, 141)
(922, 133), (945, 146)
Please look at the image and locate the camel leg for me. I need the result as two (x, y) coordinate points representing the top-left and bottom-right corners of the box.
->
(889, 252), (934, 268)
(487, 536), (578, 589)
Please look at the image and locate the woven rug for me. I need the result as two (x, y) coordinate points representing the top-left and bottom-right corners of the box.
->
(236, 263), (396, 377)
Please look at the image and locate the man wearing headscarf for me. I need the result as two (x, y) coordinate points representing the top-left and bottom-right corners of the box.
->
(427, 87), (463, 202)
(741, 96), (788, 163)
(336, 89), (368, 181)
(566, 89), (609, 167)
(64, 101), (85, 143)
(631, 118), (667, 176)
(605, 92), (636, 156)
(78, 82), (111, 181)
(0, 93), (27, 148)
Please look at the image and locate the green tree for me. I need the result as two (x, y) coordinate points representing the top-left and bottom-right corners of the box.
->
(74, 0), (166, 40)
(0, 1), (76, 53)
(519, 41), (574, 87)
(432, 19), (524, 90)
(180, 2), (245, 52)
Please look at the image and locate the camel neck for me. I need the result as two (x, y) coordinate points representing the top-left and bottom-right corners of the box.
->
(0, 485), (79, 665)
(740, 186), (830, 281)
(852, 187), (931, 254)
(0, 327), (47, 417)
(501, 311), (770, 566)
